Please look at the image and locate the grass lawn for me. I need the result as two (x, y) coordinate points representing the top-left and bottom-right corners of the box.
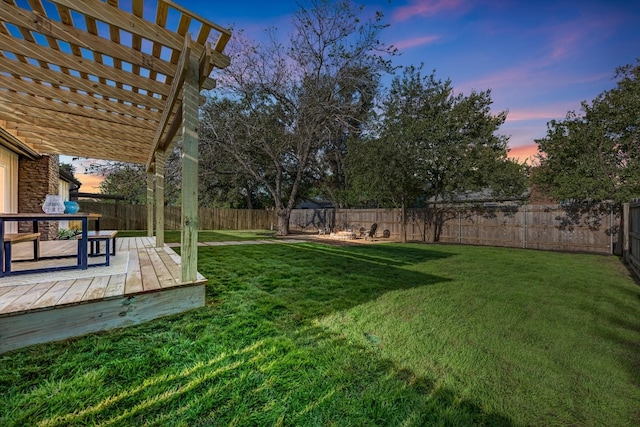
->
(117, 229), (276, 243)
(1, 242), (639, 426)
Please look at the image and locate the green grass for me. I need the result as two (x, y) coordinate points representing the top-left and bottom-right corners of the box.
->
(1, 242), (639, 426)
(117, 229), (276, 243)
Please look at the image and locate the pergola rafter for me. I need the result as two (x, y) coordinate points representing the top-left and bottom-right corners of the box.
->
(0, 0), (229, 164)
(0, 0), (231, 284)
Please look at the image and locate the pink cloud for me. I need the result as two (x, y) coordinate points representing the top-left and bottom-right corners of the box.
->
(539, 12), (621, 63)
(505, 104), (579, 122)
(457, 63), (613, 100)
(549, 31), (582, 61)
(393, 0), (467, 22)
(457, 67), (531, 94)
(506, 144), (538, 163)
(393, 35), (441, 50)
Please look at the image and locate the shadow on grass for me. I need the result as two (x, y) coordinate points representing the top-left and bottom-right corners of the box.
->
(0, 311), (515, 426)
(596, 303), (640, 397)
(0, 242), (516, 426)
(201, 243), (454, 320)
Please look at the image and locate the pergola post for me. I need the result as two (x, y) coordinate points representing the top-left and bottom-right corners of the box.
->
(146, 170), (154, 237)
(180, 49), (200, 283)
(155, 149), (166, 247)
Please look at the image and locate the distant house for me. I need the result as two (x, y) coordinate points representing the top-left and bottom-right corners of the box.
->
(422, 188), (530, 207)
(295, 198), (334, 209)
(59, 167), (81, 202)
(58, 167), (82, 231)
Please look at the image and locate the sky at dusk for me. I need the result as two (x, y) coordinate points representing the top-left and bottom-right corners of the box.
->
(69, 0), (640, 190)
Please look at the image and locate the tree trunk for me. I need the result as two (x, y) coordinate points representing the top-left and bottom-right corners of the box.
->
(401, 200), (407, 243)
(244, 185), (254, 209)
(432, 208), (441, 242)
(277, 208), (290, 236)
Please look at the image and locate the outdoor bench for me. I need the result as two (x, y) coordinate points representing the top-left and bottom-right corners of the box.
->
(3, 232), (41, 270)
(80, 230), (118, 266)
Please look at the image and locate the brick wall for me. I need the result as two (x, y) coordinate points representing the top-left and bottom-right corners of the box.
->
(18, 154), (60, 240)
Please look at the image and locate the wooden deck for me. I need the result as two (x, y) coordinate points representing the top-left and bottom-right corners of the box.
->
(0, 237), (207, 354)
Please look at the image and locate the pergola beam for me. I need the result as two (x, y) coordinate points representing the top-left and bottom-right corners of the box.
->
(0, 75), (161, 122)
(8, 129), (150, 153)
(0, 92), (158, 131)
(146, 34), (191, 170)
(0, 105), (155, 134)
(0, 57), (166, 111)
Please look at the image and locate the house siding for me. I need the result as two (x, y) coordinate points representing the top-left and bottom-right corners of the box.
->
(0, 146), (18, 233)
(18, 154), (60, 240)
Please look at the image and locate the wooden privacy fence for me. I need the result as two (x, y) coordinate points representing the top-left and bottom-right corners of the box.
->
(290, 208), (401, 237)
(78, 201), (621, 255)
(290, 204), (620, 255)
(624, 200), (640, 276)
(78, 201), (277, 231)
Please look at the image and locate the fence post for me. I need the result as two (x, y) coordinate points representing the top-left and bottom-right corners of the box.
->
(522, 205), (527, 249)
(610, 204), (614, 255)
(623, 203), (630, 261)
(458, 209), (462, 243)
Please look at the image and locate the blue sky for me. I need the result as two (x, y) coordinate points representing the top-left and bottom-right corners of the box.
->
(179, 0), (640, 162)
(63, 0), (639, 190)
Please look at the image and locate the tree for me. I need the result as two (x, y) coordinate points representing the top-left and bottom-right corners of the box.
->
(200, 0), (394, 235)
(533, 60), (640, 205)
(95, 162), (148, 204)
(59, 162), (76, 177)
(198, 127), (272, 209)
(90, 155), (180, 205)
(347, 65), (527, 241)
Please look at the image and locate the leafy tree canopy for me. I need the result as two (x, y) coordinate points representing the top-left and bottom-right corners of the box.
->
(91, 157), (180, 206)
(533, 60), (640, 204)
(347, 65), (527, 209)
(59, 162), (76, 177)
(95, 162), (148, 204)
(200, 0), (395, 234)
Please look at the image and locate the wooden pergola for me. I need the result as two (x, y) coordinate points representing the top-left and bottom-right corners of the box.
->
(0, 0), (231, 284)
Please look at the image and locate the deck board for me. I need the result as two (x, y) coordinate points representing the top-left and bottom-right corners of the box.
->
(0, 284), (36, 312)
(84, 276), (110, 300)
(30, 280), (75, 310)
(57, 278), (93, 306)
(0, 285), (17, 298)
(5, 282), (55, 312)
(158, 248), (181, 282)
(1, 237), (206, 316)
(0, 237), (207, 354)
(104, 273), (127, 298)
(146, 248), (176, 288)
(124, 249), (144, 294)
(138, 249), (162, 291)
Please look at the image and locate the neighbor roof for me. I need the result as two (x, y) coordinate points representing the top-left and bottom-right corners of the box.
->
(0, 0), (230, 166)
